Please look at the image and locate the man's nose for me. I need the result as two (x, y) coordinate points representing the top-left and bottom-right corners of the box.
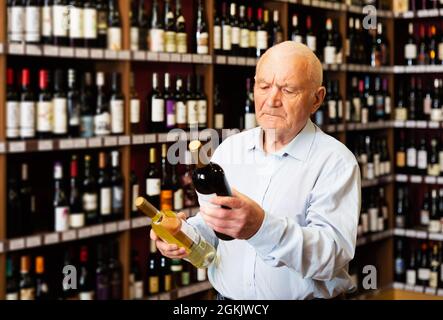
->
(266, 86), (283, 108)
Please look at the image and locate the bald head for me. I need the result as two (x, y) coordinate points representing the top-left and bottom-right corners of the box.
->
(256, 41), (323, 88)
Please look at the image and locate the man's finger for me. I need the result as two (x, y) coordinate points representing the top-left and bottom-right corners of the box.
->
(150, 229), (159, 241)
(210, 195), (243, 208)
(201, 206), (235, 220)
(201, 211), (236, 230)
(177, 212), (187, 220)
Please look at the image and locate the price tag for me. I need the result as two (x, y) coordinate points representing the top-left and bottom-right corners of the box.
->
(75, 48), (89, 58)
(105, 222), (118, 234)
(88, 137), (102, 148)
(437, 289), (443, 297)
(181, 54), (192, 63)
(170, 53), (180, 62)
(9, 43), (25, 54)
(78, 227), (92, 239)
(425, 176), (437, 184)
(9, 141), (25, 153)
(104, 50), (118, 59)
(336, 124), (345, 132)
(246, 58), (257, 66)
(416, 121), (427, 128)
(9, 238), (25, 251)
(403, 11), (414, 18)
(425, 287), (436, 295)
(202, 55), (212, 64)
(43, 45), (58, 56)
(62, 230), (77, 242)
(132, 217), (148, 229)
(355, 123), (363, 130)
(393, 120), (404, 128)
(132, 134), (145, 145)
(159, 53), (171, 62)
(227, 56), (237, 65)
(44, 233), (59, 245)
(158, 292), (171, 300)
(405, 229), (417, 238)
(59, 139), (74, 150)
(405, 284), (415, 292)
(237, 57), (246, 66)
(414, 285), (424, 293)
(216, 55), (227, 64)
(26, 44), (43, 56)
(118, 50), (130, 60)
(192, 54), (203, 64)
(144, 134), (156, 144)
(118, 136), (131, 146)
(104, 136), (118, 147)
(157, 133), (168, 143)
(327, 125), (336, 133)
(118, 220), (131, 231)
(416, 231), (427, 239)
(394, 228), (406, 236)
(132, 50), (146, 60)
(38, 140), (53, 151)
(437, 177), (443, 185)
(428, 233), (443, 241)
(410, 175), (422, 183)
(91, 225), (104, 236)
(405, 121), (416, 128)
(0, 241), (3, 253)
(90, 49), (104, 59)
(393, 282), (405, 290)
(59, 47), (74, 57)
(74, 138), (87, 149)
(147, 51), (159, 61)
(26, 236), (42, 248)
(428, 121), (440, 129)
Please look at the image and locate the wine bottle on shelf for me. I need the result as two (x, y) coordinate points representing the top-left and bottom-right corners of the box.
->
(182, 151), (197, 208)
(420, 191), (430, 227)
(244, 77), (256, 130)
(130, 0), (140, 51)
(69, 155), (85, 229)
(404, 22), (417, 66)
(83, 155), (98, 225)
(10, 0), (25, 43)
(417, 138), (428, 175)
(78, 246), (95, 300)
(160, 256), (173, 292)
(130, 72), (141, 133)
(41, 0), (52, 44)
(53, 69), (68, 137)
(19, 256), (35, 300)
(160, 144), (173, 211)
(80, 72), (95, 138)
(164, 73), (176, 130)
(395, 239), (406, 283)
(54, 161), (70, 232)
(164, 0), (176, 53)
(149, 72), (166, 132)
(20, 68), (36, 139)
(172, 162), (184, 212)
(429, 243), (440, 289)
(148, 240), (160, 295)
(323, 18), (337, 65)
(110, 72), (124, 135)
(196, 0), (209, 55)
(428, 139), (440, 177)
(20, 163), (34, 236)
(25, 0), (41, 43)
(35, 256), (49, 300)
(69, 0), (84, 47)
(37, 69), (53, 139)
(429, 189), (441, 233)
(130, 160), (139, 218)
(67, 69), (81, 137)
(136, 197), (217, 268)
(129, 250), (144, 300)
(406, 247), (417, 286)
(97, 0), (109, 48)
(95, 72), (111, 136)
(170, 258), (183, 289)
(239, 5), (249, 57)
(111, 150), (124, 221)
(270, 10), (283, 47)
(108, 240), (123, 300)
(146, 147), (161, 208)
(417, 242), (430, 287)
(186, 75), (198, 130)
(107, 0), (122, 50)
(247, 6), (256, 58)
(189, 140), (233, 241)
(98, 151), (112, 222)
(255, 8), (267, 58)
(213, 3), (222, 55)
(52, 0), (68, 46)
(96, 243), (110, 300)
(221, 2), (231, 55)
(196, 75), (207, 129)
(83, 0), (98, 48)
(175, 0), (187, 54)
(6, 68), (20, 140)
(149, 0), (164, 52)
(175, 76), (187, 130)
(291, 14), (302, 43)
(214, 84), (224, 129)
(417, 24), (428, 66)
(395, 187), (407, 229)
(6, 257), (19, 300)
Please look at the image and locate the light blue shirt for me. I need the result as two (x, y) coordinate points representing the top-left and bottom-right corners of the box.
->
(188, 119), (361, 300)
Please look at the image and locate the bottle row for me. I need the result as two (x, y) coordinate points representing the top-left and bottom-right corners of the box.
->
(6, 68), (209, 141)
(403, 22), (443, 66)
(358, 186), (389, 236)
(395, 0), (443, 11)
(6, 0), (210, 55)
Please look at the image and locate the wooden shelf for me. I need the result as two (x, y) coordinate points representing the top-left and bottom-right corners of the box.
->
(395, 174), (443, 185)
(393, 228), (443, 241)
(393, 8), (443, 19)
(393, 120), (442, 129)
(356, 229), (393, 247)
(146, 281), (213, 300)
(361, 175), (394, 188)
(392, 283), (443, 298)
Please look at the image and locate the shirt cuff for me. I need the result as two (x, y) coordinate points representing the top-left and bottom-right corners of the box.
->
(247, 210), (285, 256)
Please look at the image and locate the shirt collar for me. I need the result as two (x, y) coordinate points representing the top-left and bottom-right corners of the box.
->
(247, 119), (316, 162)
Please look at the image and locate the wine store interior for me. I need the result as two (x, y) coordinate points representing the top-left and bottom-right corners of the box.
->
(1, 0), (443, 301)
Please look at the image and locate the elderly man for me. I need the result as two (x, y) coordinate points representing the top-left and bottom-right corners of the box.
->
(152, 41), (361, 300)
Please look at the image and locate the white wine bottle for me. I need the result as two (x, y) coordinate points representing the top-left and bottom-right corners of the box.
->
(135, 197), (216, 268)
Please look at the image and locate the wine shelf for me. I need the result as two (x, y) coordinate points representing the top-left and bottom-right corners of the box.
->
(346, 121), (393, 131)
(356, 229), (393, 247)
(146, 280), (213, 300)
(393, 228), (443, 241)
(393, 282), (443, 297)
(393, 8), (443, 19)
(361, 175), (394, 188)
(395, 174), (443, 185)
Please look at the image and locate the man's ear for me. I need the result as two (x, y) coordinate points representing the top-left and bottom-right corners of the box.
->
(311, 86), (326, 114)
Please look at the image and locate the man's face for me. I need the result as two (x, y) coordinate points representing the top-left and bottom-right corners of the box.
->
(254, 57), (322, 134)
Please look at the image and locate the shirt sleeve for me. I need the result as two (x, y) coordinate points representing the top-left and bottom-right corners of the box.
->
(247, 161), (361, 281)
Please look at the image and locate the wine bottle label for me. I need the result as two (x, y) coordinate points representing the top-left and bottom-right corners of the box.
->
(231, 27), (240, 45)
(94, 112), (111, 135)
(108, 27), (122, 50)
(165, 31), (177, 53)
(149, 29), (165, 52)
(197, 268), (207, 281)
(361, 212), (369, 233)
(384, 96), (391, 115)
(240, 28), (249, 49)
(345, 38), (350, 57)
(417, 151), (427, 169)
(324, 46), (336, 64)
(424, 97), (432, 115)
(20, 288), (35, 300)
(428, 220), (441, 233)
(149, 276), (159, 294)
(338, 100), (343, 119)
(69, 212), (85, 229)
(373, 154), (380, 177)
(25, 6), (41, 42)
(100, 187), (112, 215)
(111, 100), (124, 134)
(429, 272), (438, 288)
(134, 281), (144, 299)
(176, 32), (187, 53)
(97, 11), (108, 34)
(130, 99), (141, 124)
(80, 115), (94, 137)
(7, 101), (20, 138)
(83, 193), (98, 211)
(396, 151), (406, 167)
(10, 6), (25, 42)
(164, 274), (172, 291)
(53, 98), (68, 134)
(256, 31), (267, 50)
(55, 206), (70, 232)
(213, 26), (221, 49)
(42, 6), (52, 38)
(366, 95), (374, 107)
(361, 108), (368, 124)
(6, 292), (19, 300)
(395, 108), (407, 121)
(215, 114), (224, 129)
(83, 8), (97, 39)
(180, 220), (200, 244)
(395, 258), (405, 274)
(352, 98), (361, 121)
(368, 208), (378, 232)
(428, 164), (440, 177)
(20, 101), (36, 138)
(384, 161), (391, 175)
(197, 192), (220, 209)
(68, 101), (80, 126)
(197, 32), (209, 54)
(146, 178), (161, 196)
(69, 6), (84, 39)
(132, 184), (139, 212)
(131, 27), (140, 51)
(328, 100), (337, 119)
(112, 186), (124, 212)
(245, 113), (256, 130)
(197, 100), (207, 126)
(292, 35), (303, 43)
(174, 188), (184, 211)
(306, 36), (316, 52)
(438, 42), (443, 61)
(187, 100), (198, 126)
(395, 216), (405, 229)
(418, 268), (430, 281)
(160, 190), (173, 210)
(79, 292), (94, 300)
(439, 152), (443, 173)
(406, 270), (416, 286)
(404, 44), (417, 59)
(407, 148), (417, 167)
(166, 99), (176, 128)
(176, 101), (187, 124)
(181, 272), (190, 286)
(37, 101), (53, 133)
(377, 217), (384, 232)
(151, 98), (165, 122)
(382, 205), (388, 220)
(53, 5), (69, 37)
(430, 109), (442, 122)
(222, 25), (232, 50)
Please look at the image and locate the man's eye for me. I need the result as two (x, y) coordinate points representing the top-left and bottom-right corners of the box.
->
(260, 86), (270, 90)
(283, 89), (294, 94)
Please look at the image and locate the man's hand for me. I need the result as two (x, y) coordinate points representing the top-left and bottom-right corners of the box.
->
(200, 189), (265, 240)
(150, 212), (189, 259)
